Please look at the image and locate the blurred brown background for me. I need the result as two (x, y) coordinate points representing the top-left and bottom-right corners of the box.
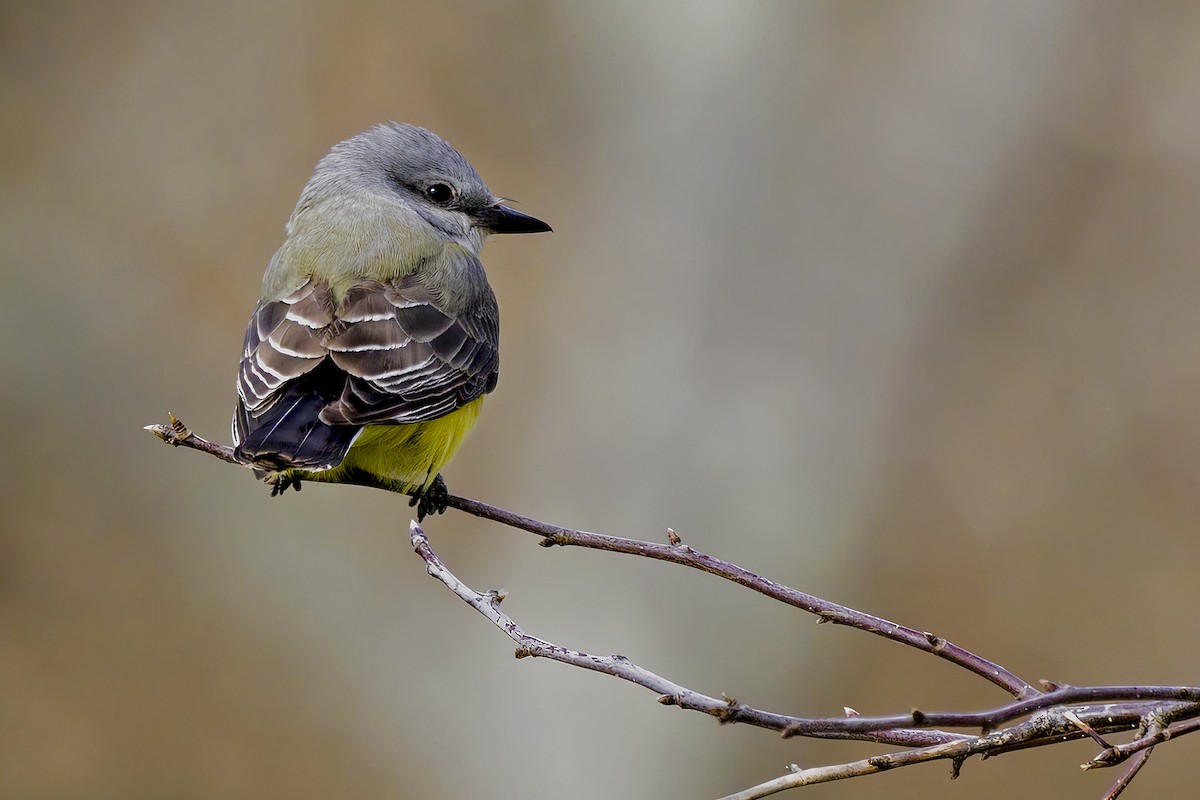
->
(3, 2), (1200, 798)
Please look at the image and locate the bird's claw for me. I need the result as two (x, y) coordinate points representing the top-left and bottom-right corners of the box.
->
(410, 474), (449, 521)
(266, 471), (303, 496)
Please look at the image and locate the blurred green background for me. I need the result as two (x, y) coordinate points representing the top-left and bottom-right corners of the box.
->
(4, 2), (1200, 798)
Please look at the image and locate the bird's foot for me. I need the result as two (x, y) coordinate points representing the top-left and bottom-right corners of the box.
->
(265, 470), (303, 497)
(409, 474), (449, 522)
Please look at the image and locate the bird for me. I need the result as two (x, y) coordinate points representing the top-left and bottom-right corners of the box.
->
(231, 123), (550, 520)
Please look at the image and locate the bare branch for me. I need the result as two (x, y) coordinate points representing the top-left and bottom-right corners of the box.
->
(717, 708), (1135, 800)
(411, 520), (1199, 799)
(409, 521), (965, 749)
(440, 495), (1040, 699)
(148, 417), (1200, 797)
(149, 416), (1034, 696)
(782, 693), (1200, 737)
(1086, 709), (1200, 769)
(145, 414), (244, 466)
(1100, 748), (1152, 800)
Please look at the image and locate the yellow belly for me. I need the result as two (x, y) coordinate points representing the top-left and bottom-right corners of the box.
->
(306, 397), (484, 493)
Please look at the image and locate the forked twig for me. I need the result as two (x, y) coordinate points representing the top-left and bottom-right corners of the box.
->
(147, 417), (1200, 798)
(145, 416), (1033, 697)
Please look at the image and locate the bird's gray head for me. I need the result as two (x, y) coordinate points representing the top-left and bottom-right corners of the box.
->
(293, 123), (550, 253)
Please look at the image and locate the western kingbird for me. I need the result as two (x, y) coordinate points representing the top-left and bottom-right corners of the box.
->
(232, 123), (550, 520)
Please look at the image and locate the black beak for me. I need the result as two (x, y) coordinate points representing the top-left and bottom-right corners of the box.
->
(475, 204), (552, 234)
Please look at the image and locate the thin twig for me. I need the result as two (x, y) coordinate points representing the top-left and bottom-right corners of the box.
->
(409, 521), (965, 748)
(1086, 708), (1200, 768)
(1066, 709), (1112, 749)
(783, 692), (1200, 737)
(713, 711), (1081, 800)
(442, 495), (1039, 699)
(409, 522), (1192, 800)
(145, 415), (244, 465)
(145, 416), (1036, 698)
(147, 417), (1200, 798)
(1100, 748), (1152, 800)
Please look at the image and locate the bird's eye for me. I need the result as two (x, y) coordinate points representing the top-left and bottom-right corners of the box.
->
(425, 183), (454, 204)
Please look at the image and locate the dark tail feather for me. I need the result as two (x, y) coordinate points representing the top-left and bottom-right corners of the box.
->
(234, 363), (359, 471)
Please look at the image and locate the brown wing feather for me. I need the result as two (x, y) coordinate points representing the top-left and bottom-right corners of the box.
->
(232, 270), (498, 470)
(319, 276), (499, 425)
(234, 281), (335, 437)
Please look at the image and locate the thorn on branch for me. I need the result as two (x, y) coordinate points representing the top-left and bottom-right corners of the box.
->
(1084, 750), (1119, 770)
(658, 694), (679, 706)
(950, 756), (966, 780)
(666, 527), (681, 545)
(1066, 710), (1113, 750)
(844, 706), (860, 717)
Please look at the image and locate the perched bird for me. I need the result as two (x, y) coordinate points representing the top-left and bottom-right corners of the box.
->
(232, 123), (550, 520)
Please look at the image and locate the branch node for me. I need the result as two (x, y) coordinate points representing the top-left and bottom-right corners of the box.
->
(923, 631), (946, 651)
(657, 694), (679, 706)
(537, 529), (574, 548)
(949, 756), (967, 780)
(786, 763), (802, 774)
(168, 411), (189, 437)
(146, 414), (190, 446)
(712, 693), (744, 724)
(514, 647), (533, 659)
(911, 708), (927, 725)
